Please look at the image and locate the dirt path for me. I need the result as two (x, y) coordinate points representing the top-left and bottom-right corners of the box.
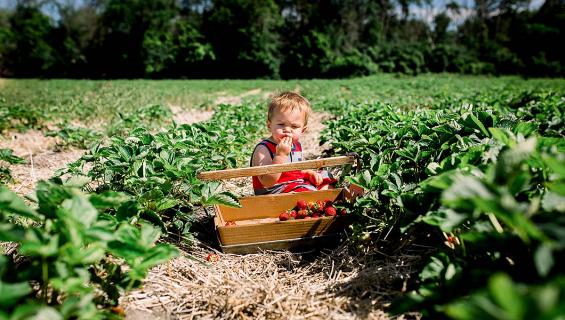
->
(170, 106), (215, 125)
(0, 131), (84, 195)
(215, 89), (264, 105)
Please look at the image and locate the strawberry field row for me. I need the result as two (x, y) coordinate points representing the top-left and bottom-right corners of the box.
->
(1, 76), (565, 318)
(320, 89), (565, 318)
(1, 102), (268, 318)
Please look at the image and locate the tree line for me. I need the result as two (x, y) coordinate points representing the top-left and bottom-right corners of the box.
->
(0, 0), (563, 79)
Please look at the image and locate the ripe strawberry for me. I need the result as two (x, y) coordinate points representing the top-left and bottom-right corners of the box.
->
(340, 208), (348, 215)
(311, 213), (320, 218)
(325, 206), (337, 216)
(279, 212), (290, 221)
(225, 221), (236, 226)
(206, 253), (219, 262)
(110, 306), (125, 316)
(296, 200), (308, 210)
(289, 210), (297, 219)
(307, 201), (317, 211)
(324, 199), (333, 207)
(297, 209), (308, 219)
(316, 200), (325, 208)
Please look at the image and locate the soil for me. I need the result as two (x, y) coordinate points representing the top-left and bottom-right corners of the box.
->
(0, 130), (84, 195)
(215, 89), (263, 105)
(170, 106), (215, 125)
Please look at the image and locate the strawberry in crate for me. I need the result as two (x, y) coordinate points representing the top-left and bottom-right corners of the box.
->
(278, 198), (350, 221)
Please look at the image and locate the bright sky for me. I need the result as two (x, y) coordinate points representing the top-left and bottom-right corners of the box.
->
(1, 0), (547, 29)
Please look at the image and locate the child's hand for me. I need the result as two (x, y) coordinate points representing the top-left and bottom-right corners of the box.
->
(276, 136), (293, 156)
(304, 170), (323, 186)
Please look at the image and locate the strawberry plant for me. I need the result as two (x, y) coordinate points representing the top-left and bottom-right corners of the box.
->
(46, 124), (103, 150)
(0, 181), (178, 318)
(321, 88), (564, 318)
(391, 138), (565, 318)
(61, 103), (265, 240)
(0, 148), (25, 184)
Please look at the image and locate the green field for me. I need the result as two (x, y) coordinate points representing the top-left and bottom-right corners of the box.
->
(2, 75), (564, 131)
(1, 74), (564, 319)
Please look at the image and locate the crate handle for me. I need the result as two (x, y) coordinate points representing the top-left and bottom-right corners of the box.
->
(197, 155), (357, 181)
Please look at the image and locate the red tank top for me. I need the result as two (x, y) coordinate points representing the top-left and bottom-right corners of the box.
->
(251, 139), (306, 194)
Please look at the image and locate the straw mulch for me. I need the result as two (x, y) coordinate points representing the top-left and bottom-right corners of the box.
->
(0, 130), (85, 196)
(122, 109), (423, 319)
(122, 233), (422, 320)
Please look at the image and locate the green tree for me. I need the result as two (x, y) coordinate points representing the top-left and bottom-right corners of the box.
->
(6, 4), (56, 77)
(51, 3), (100, 77)
(202, 0), (282, 78)
(0, 9), (15, 76)
(143, 17), (215, 77)
(93, 0), (178, 77)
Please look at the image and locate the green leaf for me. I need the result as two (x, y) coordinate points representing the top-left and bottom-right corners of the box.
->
(20, 232), (59, 258)
(89, 191), (131, 210)
(534, 244), (554, 277)
(203, 192), (241, 208)
(0, 149), (26, 164)
(0, 187), (39, 220)
(544, 157), (565, 177)
(489, 127), (511, 145)
(488, 273), (526, 319)
(546, 181), (565, 196)
(62, 175), (91, 188)
(542, 191), (565, 213)
(0, 280), (31, 308)
(155, 198), (178, 212)
(512, 122), (538, 137)
(421, 209), (469, 232)
(139, 209), (166, 229)
(61, 195), (98, 227)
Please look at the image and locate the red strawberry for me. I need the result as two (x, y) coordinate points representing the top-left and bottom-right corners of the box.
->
(316, 200), (325, 208)
(207, 253), (219, 262)
(340, 208), (348, 215)
(289, 210), (297, 219)
(307, 201), (317, 210)
(297, 209), (308, 219)
(324, 199), (333, 207)
(296, 200), (307, 210)
(225, 221), (236, 226)
(312, 213), (320, 218)
(325, 206), (337, 216)
(279, 212), (290, 221)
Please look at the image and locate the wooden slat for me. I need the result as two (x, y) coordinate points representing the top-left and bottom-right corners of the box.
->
(217, 216), (352, 245)
(198, 155), (355, 181)
(220, 235), (341, 254)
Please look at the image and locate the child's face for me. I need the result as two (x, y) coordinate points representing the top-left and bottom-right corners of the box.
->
(267, 108), (306, 144)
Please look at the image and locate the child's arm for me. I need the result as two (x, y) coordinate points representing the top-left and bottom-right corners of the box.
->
(301, 170), (323, 186)
(251, 137), (293, 187)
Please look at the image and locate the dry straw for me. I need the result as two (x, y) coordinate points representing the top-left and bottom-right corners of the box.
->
(122, 236), (423, 320)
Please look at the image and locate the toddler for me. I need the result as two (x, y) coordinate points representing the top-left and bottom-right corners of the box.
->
(250, 91), (336, 195)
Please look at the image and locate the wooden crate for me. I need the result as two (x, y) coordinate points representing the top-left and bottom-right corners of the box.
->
(198, 155), (361, 253)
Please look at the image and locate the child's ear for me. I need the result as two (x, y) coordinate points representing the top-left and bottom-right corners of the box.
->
(302, 125), (308, 133)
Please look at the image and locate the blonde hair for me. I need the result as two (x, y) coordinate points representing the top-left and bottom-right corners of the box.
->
(268, 91), (311, 126)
